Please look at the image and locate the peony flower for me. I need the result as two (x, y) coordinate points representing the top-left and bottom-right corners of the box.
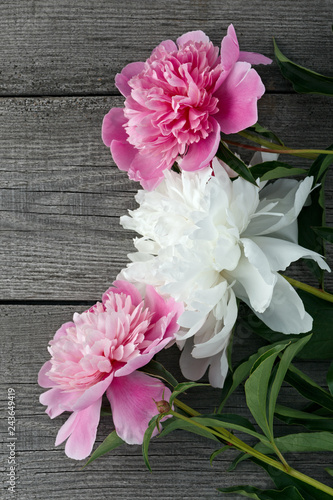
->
(38, 280), (183, 459)
(119, 160), (330, 388)
(102, 25), (271, 189)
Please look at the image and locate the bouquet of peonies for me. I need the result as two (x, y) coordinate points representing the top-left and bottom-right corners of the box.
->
(39, 25), (333, 499)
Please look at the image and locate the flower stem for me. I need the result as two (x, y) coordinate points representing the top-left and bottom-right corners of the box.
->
(172, 399), (333, 497)
(232, 131), (333, 159)
(282, 275), (333, 303)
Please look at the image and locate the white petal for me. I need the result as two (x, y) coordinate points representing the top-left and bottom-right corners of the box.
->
(251, 236), (330, 272)
(251, 274), (313, 334)
(228, 239), (276, 313)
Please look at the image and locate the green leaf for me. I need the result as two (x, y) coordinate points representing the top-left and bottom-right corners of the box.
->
(247, 123), (285, 146)
(140, 359), (178, 388)
(83, 431), (125, 468)
(275, 404), (333, 432)
(210, 445), (230, 464)
(307, 144), (333, 184)
(216, 142), (258, 185)
(312, 226), (333, 244)
(268, 336), (312, 432)
(325, 467), (333, 477)
(245, 344), (287, 438)
(158, 416), (220, 442)
(285, 364), (333, 412)
(250, 161), (306, 181)
(218, 338), (293, 412)
(273, 39), (333, 95)
(142, 415), (159, 472)
(254, 431), (333, 454)
(193, 414), (270, 445)
(218, 484), (305, 499)
(328, 362), (333, 396)
(169, 381), (208, 406)
(252, 459), (333, 500)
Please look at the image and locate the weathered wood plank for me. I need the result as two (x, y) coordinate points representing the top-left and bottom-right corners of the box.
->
(0, 305), (331, 499)
(0, 0), (332, 96)
(0, 94), (332, 300)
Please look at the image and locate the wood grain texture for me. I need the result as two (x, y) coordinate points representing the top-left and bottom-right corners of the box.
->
(1, 2), (333, 499)
(0, 0), (333, 96)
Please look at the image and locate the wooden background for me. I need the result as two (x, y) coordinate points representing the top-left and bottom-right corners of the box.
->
(1, 1), (332, 498)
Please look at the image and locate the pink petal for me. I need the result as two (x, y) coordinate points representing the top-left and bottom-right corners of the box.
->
(110, 139), (137, 173)
(72, 372), (113, 412)
(55, 397), (102, 460)
(107, 371), (171, 444)
(220, 24), (239, 72)
(214, 62), (265, 134)
(239, 51), (272, 65)
(128, 152), (166, 190)
(152, 39), (178, 54)
(180, 118), (221, 171)
(115, 61), (145, 97)
(102, 108), (128, 147)
(114, 338), (172, 377)
(105, 280), (143, 308)
(39, 388), (79, 418)
(177, 30), (210, 47)
(54, 321), (74, 341)
(38, 361), (54, 388)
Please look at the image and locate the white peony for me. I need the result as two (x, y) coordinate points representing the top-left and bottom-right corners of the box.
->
(119, 159), (330, 387)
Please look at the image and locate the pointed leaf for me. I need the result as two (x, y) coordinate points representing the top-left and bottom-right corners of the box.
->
(250, 161), (306, 181)
(325, 467), (333, 477)
(210, 445), (230, 464)
(142, 415), (159, 472)
(312, 226), (333, 244)
(245, 344), (287, 438)
(327, 362), (333, 396)
(141, 359), (178, 388)
(158, 416), (220, 442)
(83, 431), (125, 468)
(307, 144), (333, 184)
(268, 335), (312, 431)
(275, 404), (333, 432)
(216, 142), (258, 185)
(254, 431), (333, 454)
(285, 364), (333, 412)
(247, 123), (285, 146)
(274, 39), (333, 95)
(169, 382), (208, 406)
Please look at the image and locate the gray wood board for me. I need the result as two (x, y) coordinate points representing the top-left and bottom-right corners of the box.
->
(0, 0), (333, 96)
(0, 94), (332, 300)
(0, 305), (331, 500)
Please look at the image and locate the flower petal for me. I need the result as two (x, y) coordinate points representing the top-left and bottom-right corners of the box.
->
(220, 24), (239, 73)
(72, 372), (113, 412)
(115, 61), (145, 97)
(238, 51), (272, 65)
(55, 397), (102, 460)
(252, 274), (313, 334)
(102, 108), (128, 147)
(39, 388), (79, 418)
(176, 30), (210, 47)
(107, 371), (171, 444)
(38, 361), (54, 388)
(214, 62), (265, 134)
(251, 236), (330, 272)
(180, 118), (220, 171)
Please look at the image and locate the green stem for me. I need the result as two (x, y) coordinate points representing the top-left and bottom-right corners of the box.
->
(172, 400), (333, 497)
(237, 131), (333, 159)
(282, 275), (333, 303)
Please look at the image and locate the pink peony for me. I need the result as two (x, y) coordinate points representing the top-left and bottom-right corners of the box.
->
(102, 25), (271, 189)
(38, 280), (183, 460)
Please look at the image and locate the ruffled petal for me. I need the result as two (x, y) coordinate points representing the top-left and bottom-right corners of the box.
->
(55, 397), (102, 460)
(107, 371), (171, 444)
(72, 372), (113, 411)
(180, 118), (220, 171)
(214, 62), (265, 134)
(251, 274), (313, 334)
(39, 388), (79, 418)
(177, 30), (210, 47)
(38, 361), (54, 388)
(115, 61), (145, 97)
